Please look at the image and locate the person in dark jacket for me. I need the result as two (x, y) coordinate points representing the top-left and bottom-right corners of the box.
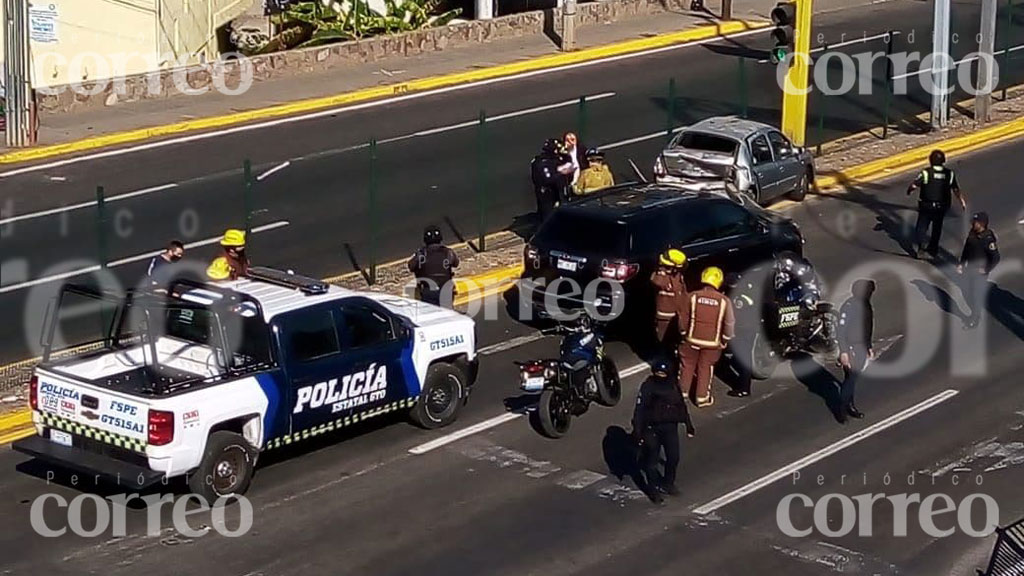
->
(957, 212), (1001, 329)
(906, 150), (967, 260)
(632, 359), (695, 504)
(836, 279), (876, 423)
(408, 225), (460, 308)
(531, 139), (574, 220)
(147, 240), (184, 289)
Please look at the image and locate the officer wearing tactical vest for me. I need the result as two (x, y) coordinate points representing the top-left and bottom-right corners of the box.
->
(207, 229), (251, 281)
(408, 225), (460, 308)
(958, 212), (1001, 329)
(906, 150), (967, 260)
(651, 249), (689, 355)
(678, 267), (735, 408)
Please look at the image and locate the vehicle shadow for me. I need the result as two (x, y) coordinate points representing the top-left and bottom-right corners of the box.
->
(789, 352), (846, 423)
(15, 459), (191, 498)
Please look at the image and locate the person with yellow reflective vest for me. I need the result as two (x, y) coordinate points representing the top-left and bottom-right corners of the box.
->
(906, 149), (967, 260)
(650, 248), (688, 355)
(575, 149), (615, 195)
(678, 266), (735, 408)
(207, 229), (251, 281)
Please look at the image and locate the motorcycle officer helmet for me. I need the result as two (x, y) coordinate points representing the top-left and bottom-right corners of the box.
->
(542, 138), (561, 154)
(929, 149), (946, 166)
(423, 225), (443, 245)
(651, 359), (671, 378)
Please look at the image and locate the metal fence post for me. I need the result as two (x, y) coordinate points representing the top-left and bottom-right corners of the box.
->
(96, 186), (108, 269)
(667, 77), (677, 138)
(368, 138), (378, 285)
(577, 96), (587, 145)
(243, 159), (253, 240)
(477, 110), (487, 252)
(1003, 0), (1014, 101)
(816, 46), (828, 155)
(737, 56), (748, 118)
(883, 31), (895, 139)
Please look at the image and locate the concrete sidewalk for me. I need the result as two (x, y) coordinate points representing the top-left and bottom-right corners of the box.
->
(14, 0), (871, 150)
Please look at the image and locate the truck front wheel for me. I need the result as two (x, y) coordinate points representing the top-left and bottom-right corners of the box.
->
(410, 363), (465, 429)
(188, 431), (256, 501)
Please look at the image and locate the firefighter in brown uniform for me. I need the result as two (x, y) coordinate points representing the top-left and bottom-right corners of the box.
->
(678, 266), (735, 408)
(650, 249), (689, 355)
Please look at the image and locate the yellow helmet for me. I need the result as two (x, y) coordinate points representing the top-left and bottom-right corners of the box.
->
(207, 257), (231, 280)
(701, 266), (724, 289)
(659, 248), (687, 268)
(220, 229), (246, 247)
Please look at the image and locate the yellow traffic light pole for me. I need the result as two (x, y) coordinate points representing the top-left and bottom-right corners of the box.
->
(780, 0), (813, 147)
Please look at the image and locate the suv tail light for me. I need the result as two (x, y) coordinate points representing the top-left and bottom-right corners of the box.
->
(148, 409), (174, 446)
(601, 262), (640, 282)
(29, 376), (38, 411)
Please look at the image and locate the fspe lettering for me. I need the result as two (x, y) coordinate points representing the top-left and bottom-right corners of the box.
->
(430, 335), (464, 351)
(293, 364), (389, 414)
(109, 400), (138, 416)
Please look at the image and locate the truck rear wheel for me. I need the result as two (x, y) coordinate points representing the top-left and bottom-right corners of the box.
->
(410, 363), (465, 429)
(188, 431), (256, 501)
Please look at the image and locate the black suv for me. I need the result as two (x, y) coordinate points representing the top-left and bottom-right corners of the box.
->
(519, 184), (804, 322)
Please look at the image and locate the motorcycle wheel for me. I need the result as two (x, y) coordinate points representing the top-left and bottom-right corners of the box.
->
(537, 389), (573, 439)
(750, 332), (781, 380)
(595, 357), (622, 407)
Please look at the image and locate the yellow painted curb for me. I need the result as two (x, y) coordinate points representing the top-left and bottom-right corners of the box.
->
(455, 265), (524, 291)
(0, 409), (31, 431)
(0, 425), (34, 446)
(814, 116), (1024, 192)
(0, 20), (767, 166)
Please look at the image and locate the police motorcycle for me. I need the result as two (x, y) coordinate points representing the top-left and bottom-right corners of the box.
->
(738, 252), (839, 380)
(517, 314), (622, 438)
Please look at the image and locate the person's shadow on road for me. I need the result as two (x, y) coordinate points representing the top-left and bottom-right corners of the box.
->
(602, 426), (653, 495)
(910, 278), (969, 323)
(790, 353), (846, 424)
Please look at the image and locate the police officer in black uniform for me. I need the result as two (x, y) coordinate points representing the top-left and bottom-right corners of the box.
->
(836, 279), (875, 424)
(906, 150), (967, 260)
(530, 139), (573, 220)
(958, 212), (1001, 329)
(632, 359), (695, 504)
(408, 225), (460, 308)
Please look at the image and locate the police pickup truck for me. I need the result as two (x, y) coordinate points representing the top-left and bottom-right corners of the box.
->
(14, 267), (478, 500)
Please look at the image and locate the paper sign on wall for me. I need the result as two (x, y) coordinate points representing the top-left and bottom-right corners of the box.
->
(29, 3), (59, 44)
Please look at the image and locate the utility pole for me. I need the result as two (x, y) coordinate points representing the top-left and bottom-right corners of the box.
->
(975, 0), (998, 123)
(561, 0), (577, 52)
(931, 0), (951, 128)
(4, 0), (33, 148)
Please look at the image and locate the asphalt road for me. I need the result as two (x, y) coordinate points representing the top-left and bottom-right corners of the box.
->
(1, 136), (1022, 575)
(1, 0), (1023, 362)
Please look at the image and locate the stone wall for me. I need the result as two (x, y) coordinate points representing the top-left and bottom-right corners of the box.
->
(37, 0), (692, 115)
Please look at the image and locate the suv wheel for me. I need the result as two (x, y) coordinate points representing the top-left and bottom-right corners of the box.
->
(188, 431), (256, 501)
(410, 363), (465, 429)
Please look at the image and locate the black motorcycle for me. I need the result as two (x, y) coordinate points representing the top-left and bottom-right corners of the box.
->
(517, 315), (621, 438)
(745, 270), (839, 380)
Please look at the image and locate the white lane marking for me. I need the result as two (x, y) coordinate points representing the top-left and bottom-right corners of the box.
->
(558, 470), (608, 490)
(0, 183), (178, 226)
(408, 360), (652, 455)
(408, 412), (522, 455)
(0, 28), (770, 178)
(892, 43), (1024, 80)
(257, 161), (291, 181)
(692, 388), (960, 515)
(0, 220), (290, 294)
(479, 332), (548, 355)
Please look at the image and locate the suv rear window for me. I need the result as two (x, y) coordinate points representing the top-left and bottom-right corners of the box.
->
(533, 211), (629, 255)
(673, 132), (738, 155)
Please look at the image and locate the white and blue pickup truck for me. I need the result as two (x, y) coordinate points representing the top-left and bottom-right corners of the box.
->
(14, 267), (478, 500)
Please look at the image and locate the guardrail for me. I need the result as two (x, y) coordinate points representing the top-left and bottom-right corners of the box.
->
(979, 517), (1024, 576)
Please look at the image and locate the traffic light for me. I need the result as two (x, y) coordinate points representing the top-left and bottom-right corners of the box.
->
(770, 1), (797, 64)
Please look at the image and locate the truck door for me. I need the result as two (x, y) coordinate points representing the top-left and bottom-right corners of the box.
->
(333, 299), (411, 420)
(277, 304), (347, 434)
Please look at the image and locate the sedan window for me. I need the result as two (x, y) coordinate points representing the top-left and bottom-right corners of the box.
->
(767, 131), (794, 159)
(749, 135), (773, 165)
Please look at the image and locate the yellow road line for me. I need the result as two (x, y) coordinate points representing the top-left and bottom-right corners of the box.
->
(0, 20), (766, 166)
